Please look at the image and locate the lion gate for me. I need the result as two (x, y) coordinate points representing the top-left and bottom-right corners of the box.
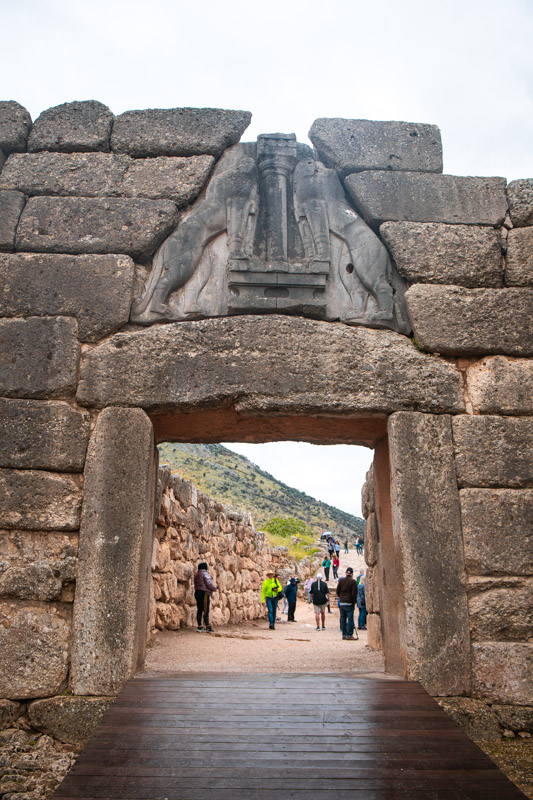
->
(0, 101), (531, 739)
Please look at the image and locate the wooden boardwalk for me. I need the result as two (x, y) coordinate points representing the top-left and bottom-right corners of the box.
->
(53, 673), (527, 799)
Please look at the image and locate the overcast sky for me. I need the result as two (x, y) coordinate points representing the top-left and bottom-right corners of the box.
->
(2, 0), (531, 516)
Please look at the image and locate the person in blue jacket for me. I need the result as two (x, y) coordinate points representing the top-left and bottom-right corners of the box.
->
(285, 574), (300, 622)
(357, 575), (367, 630)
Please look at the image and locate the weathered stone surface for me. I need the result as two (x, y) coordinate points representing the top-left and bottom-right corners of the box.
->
(460, 489), (533, 575)
(0, 600), (71, 698)
(0, 190), (25, 251)
(507, 179), (533, 227)
(366, 613), (382, 650)
(437, 697), (501, 741)
(0, 317), (79, 399)
(406, 285), (533, 357)
(453, 416), (533, 488)
(0, 151), (129, 196)
(309, 118), (442, 176)
(361, 465), (374, 518)
(346, 172), (508, 226)
(466, 357), (533, 416)
(365, 565), (380, 613)
(388, 412), (471, 695)
(0, 101), (32, 153)
(492, 705), (533, 733)
(363, 511), (378, 567)
(76, 316), (464, 414)
(0, 530), (78, 601)
(71, 407), (156, 695)
(0, 698), (20, 727)
(0, 253), (134, 342)
(506, 228), (533, 286)
(472, 643), (532, 705)
(120, 155), (214, 204)
(28, 696), (113, 745)
(0, 148), (5, 171)
(468, 580), (533, 641)
(0, 469), (82, 531)
(16, 197), (179, 260)
(28, 101), (113, 153)
(0, 399), (89, 471)
(111, 107), (251, 157)
(380, 222), (502, 287)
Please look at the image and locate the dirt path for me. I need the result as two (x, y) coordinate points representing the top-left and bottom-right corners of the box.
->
(144, 546), (385, 676)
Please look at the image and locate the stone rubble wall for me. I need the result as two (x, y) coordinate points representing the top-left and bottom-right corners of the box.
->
(150, 465), (316, 633)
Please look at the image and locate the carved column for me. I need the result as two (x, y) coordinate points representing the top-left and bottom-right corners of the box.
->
(257, 133), (298, 263)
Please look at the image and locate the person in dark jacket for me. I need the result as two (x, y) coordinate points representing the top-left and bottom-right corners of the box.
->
(336, 567), (359, 640)
(310, 574), (329, 630)
(357, 575), (367, 630)
(284, 575), (300, 622)
(194, 562), (217, 632)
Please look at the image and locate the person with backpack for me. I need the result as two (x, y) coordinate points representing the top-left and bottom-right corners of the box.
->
(310, 573), (329, 631)
(260, 568), (283, 630)
(284, 574), (300, 622)
(194, 562), (218, 633)
(336, 566), (359, 641)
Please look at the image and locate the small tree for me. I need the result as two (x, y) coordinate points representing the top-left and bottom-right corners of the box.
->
(262, 516), (314, 540)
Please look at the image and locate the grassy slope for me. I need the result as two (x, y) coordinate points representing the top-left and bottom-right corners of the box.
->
(158, 442), (364, 539)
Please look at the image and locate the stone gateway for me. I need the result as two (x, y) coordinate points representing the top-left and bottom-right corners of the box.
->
(0, 101), (531, 748)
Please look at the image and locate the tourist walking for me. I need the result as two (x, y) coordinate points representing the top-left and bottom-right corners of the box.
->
(304, 576), (313, 603)
(355, 536), (363, 555)
(322, 555), (331, 581)
(327, 537), (335, 558)
(261, 569), (283, 630)
(357, 574), (367, 630)
(334, 540), (341, 559)
(285, 574), (300, 622)
(344, 539), (349, 553)
(310, 573), (329, 630)
(332, 554), (340, 579)
(336, 567), (359, 640)
(194, 561), (217, 633)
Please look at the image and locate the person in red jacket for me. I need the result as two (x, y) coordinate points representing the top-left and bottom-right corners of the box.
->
(194, 562), (217, 632)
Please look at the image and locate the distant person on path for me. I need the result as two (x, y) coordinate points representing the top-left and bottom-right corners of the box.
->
(344, 539), (349, 553)
(336, 567), (359, 641)
(357, 574), (367, 630)
(285, 574), (300, 622)
(304, 576), (313, 603)
(332, 555), (340, 579)
(194, 561), (217, 633)
(310, 573), (329, 630)
(261, 569), (283, 630)
(334, 541), (341, 559)
(322, 555), (331, 581)
(327, 537), (335, 558)
(281, 578), (290, 615)
(355, 536), (363, 555)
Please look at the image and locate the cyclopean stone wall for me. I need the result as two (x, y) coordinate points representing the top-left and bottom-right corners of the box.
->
(0, 99), (531, 753)
(150, 465), (316, 634)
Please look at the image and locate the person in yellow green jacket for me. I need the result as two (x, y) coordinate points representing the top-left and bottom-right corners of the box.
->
(261, 569), (283, 630)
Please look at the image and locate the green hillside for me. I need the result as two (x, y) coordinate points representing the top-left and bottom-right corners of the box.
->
(158, 442), (365, 540)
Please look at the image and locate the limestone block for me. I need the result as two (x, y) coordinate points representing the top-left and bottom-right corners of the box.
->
(460, 489), (533, 575)
(492, 705), (533, 733)
(346, 172), (507, 226)
(507, 179), (533, 227)
(436, 697), (501, 741)
(28, 696), (113, 746)
(0, 152), (129, 196)
(466, 357), (533, 416)
(77, 316), (464, 415)
(363, 512), (378, 567)
(0, 600), (71, 699)
(472, 643), (532, 704)
(506, 228), (533, 286)
(365, 565), (380, 613)
(0, 469), (82, 531)
(0, 399), (89, 471)
(111, 107), (251, 157)
(0, 317), (79, 399)
(155, 541), (171, 573)
(309, 118), (442, 176)
(453, 416), (533, 488)
(380, 222), (503, 287)
(0, 699), (21, 727)
(158, 572), (179, 603)
(28, 101), (114, 153)
(0, 102), (32, 153)
(0, 148), (4, 171)
(366, 613), (382, 650)
(173, 475), (198, 509)
(16, 197), (179, 260)
(468, 581), (533, 641)
(120, 155), (214, 205)
(0, 190), (25, 251)
(361, 465), (374, 518)
(155, 602), (182, 630)
(406, 285), (533, 357)
(71, 407), (156, 695)
(388, 412), (471, 695)
(0, 531), (78, 601)
(0, 253), (134, 343)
